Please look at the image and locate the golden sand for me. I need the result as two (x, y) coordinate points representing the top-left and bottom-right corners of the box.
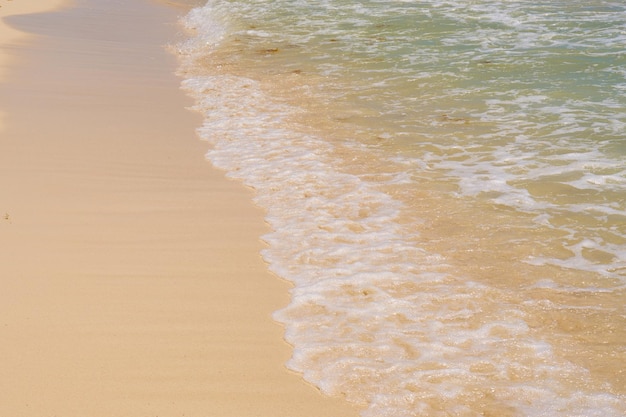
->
(0, 0), (359, 415)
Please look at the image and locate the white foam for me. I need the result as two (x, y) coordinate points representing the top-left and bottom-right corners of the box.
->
(180, 69), (624, 415)
(176, 1), (228, 57)
(177, 1), (626, 415)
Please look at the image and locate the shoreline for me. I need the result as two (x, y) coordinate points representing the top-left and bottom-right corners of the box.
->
(0, 0), (359, 416)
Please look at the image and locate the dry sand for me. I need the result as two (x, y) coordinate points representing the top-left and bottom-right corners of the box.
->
(0, 0), (359, 415)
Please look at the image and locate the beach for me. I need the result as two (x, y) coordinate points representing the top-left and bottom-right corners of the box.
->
(0, 0), (359, 416)
(3, 0), (625, 415)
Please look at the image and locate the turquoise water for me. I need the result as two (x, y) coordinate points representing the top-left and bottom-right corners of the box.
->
(177, 1), (626, 415)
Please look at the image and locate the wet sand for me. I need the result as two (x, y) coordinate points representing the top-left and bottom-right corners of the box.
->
(0, 0), (359, 415)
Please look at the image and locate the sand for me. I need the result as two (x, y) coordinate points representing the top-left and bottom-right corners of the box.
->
(0, 0), (359, 415)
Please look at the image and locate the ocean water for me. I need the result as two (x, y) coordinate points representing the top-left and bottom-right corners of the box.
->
(176, 1), (626, 415)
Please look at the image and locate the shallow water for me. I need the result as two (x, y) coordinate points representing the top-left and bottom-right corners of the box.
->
(177, 1), (626, 415)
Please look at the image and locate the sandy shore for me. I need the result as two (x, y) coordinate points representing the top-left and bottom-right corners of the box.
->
(0, 0), (359, 416)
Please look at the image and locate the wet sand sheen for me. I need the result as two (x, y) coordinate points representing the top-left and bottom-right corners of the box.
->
(0, 0), (360, 415)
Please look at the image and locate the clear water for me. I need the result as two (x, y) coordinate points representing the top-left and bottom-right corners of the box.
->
(176, 1), (626, 415)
